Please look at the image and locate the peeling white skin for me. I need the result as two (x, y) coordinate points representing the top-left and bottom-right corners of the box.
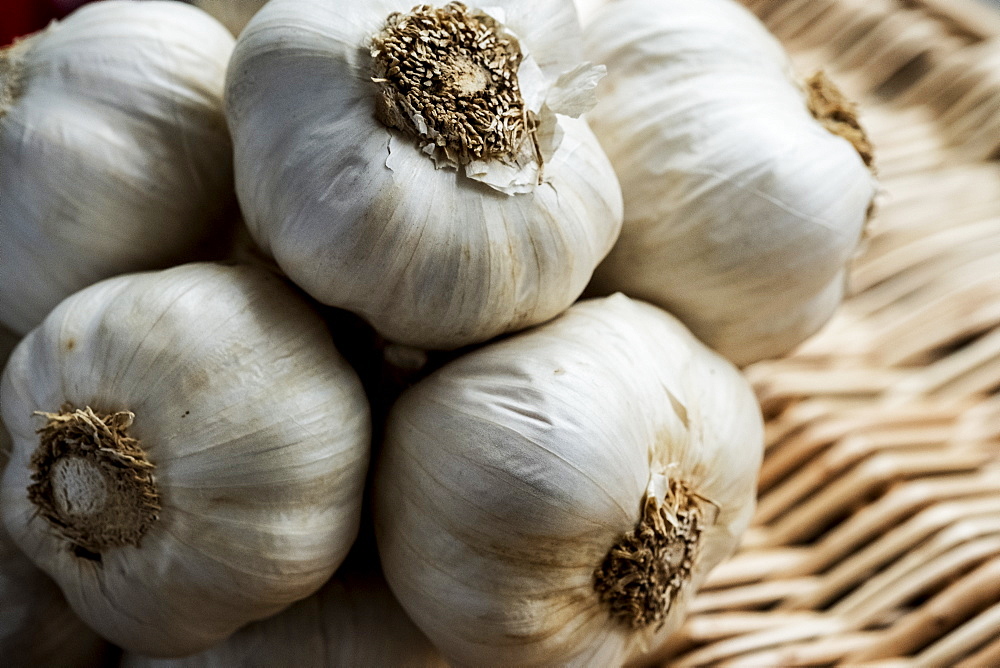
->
(375, 294), (763, 666)
(0, 264), (371, 657)
(226, 0), (622, 350)
(0, 1), (237, 336)
(584, 0), (877, 367)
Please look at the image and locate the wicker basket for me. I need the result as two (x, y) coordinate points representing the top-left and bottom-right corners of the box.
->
(650, 1), (1000, 665)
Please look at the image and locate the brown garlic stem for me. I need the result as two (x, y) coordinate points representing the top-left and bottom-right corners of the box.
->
(28, 405), (160, 561)
(805, 70), (875, 171)
(370, 2), (532, 165)
(593, 480), (710, 630)
(0, 29), (44, 118)
(0, 43), (26, 118)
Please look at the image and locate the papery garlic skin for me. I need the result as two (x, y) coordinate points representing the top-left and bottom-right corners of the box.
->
(122, 568), (446, 668)
(226, 0), (623, 350)
(375, 293), (763, 666)
(584, 0), (877, 367)
(0, 1), (236, 336)
(0, 263), (371, 657)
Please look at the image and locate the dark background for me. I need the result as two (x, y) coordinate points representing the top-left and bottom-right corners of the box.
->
(2, 0), (100, 46)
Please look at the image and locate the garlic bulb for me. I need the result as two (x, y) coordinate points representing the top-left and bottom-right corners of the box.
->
(0, 263), (371, 657)
(226, 0), (623, 350)
(123, 568), (446, 667)
(584, 0), (877, 366)
(375, 293), (763, 666)
(0, 1), (236, 335)
(192, 0), (269, 35)
(1, 327), (110, 667)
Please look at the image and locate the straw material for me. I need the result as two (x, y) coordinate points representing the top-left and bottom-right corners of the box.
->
(654, 0), (1000, 664)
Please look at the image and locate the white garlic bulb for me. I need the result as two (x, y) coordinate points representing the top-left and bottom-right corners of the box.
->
(584, 0), (877, 366)
(123, 567), (446, 667)
(226, 0), (623, 350)
(0, 263), (371, 657)
(0, 1), (237, 335)
(375, 293), (763, 666)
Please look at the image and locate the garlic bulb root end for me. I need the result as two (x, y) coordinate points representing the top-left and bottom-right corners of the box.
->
(805, 71), (875, 171)
(593, 479), (714, 630)
(27, 405), (160, 561)
(370, 2), (530, 166)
